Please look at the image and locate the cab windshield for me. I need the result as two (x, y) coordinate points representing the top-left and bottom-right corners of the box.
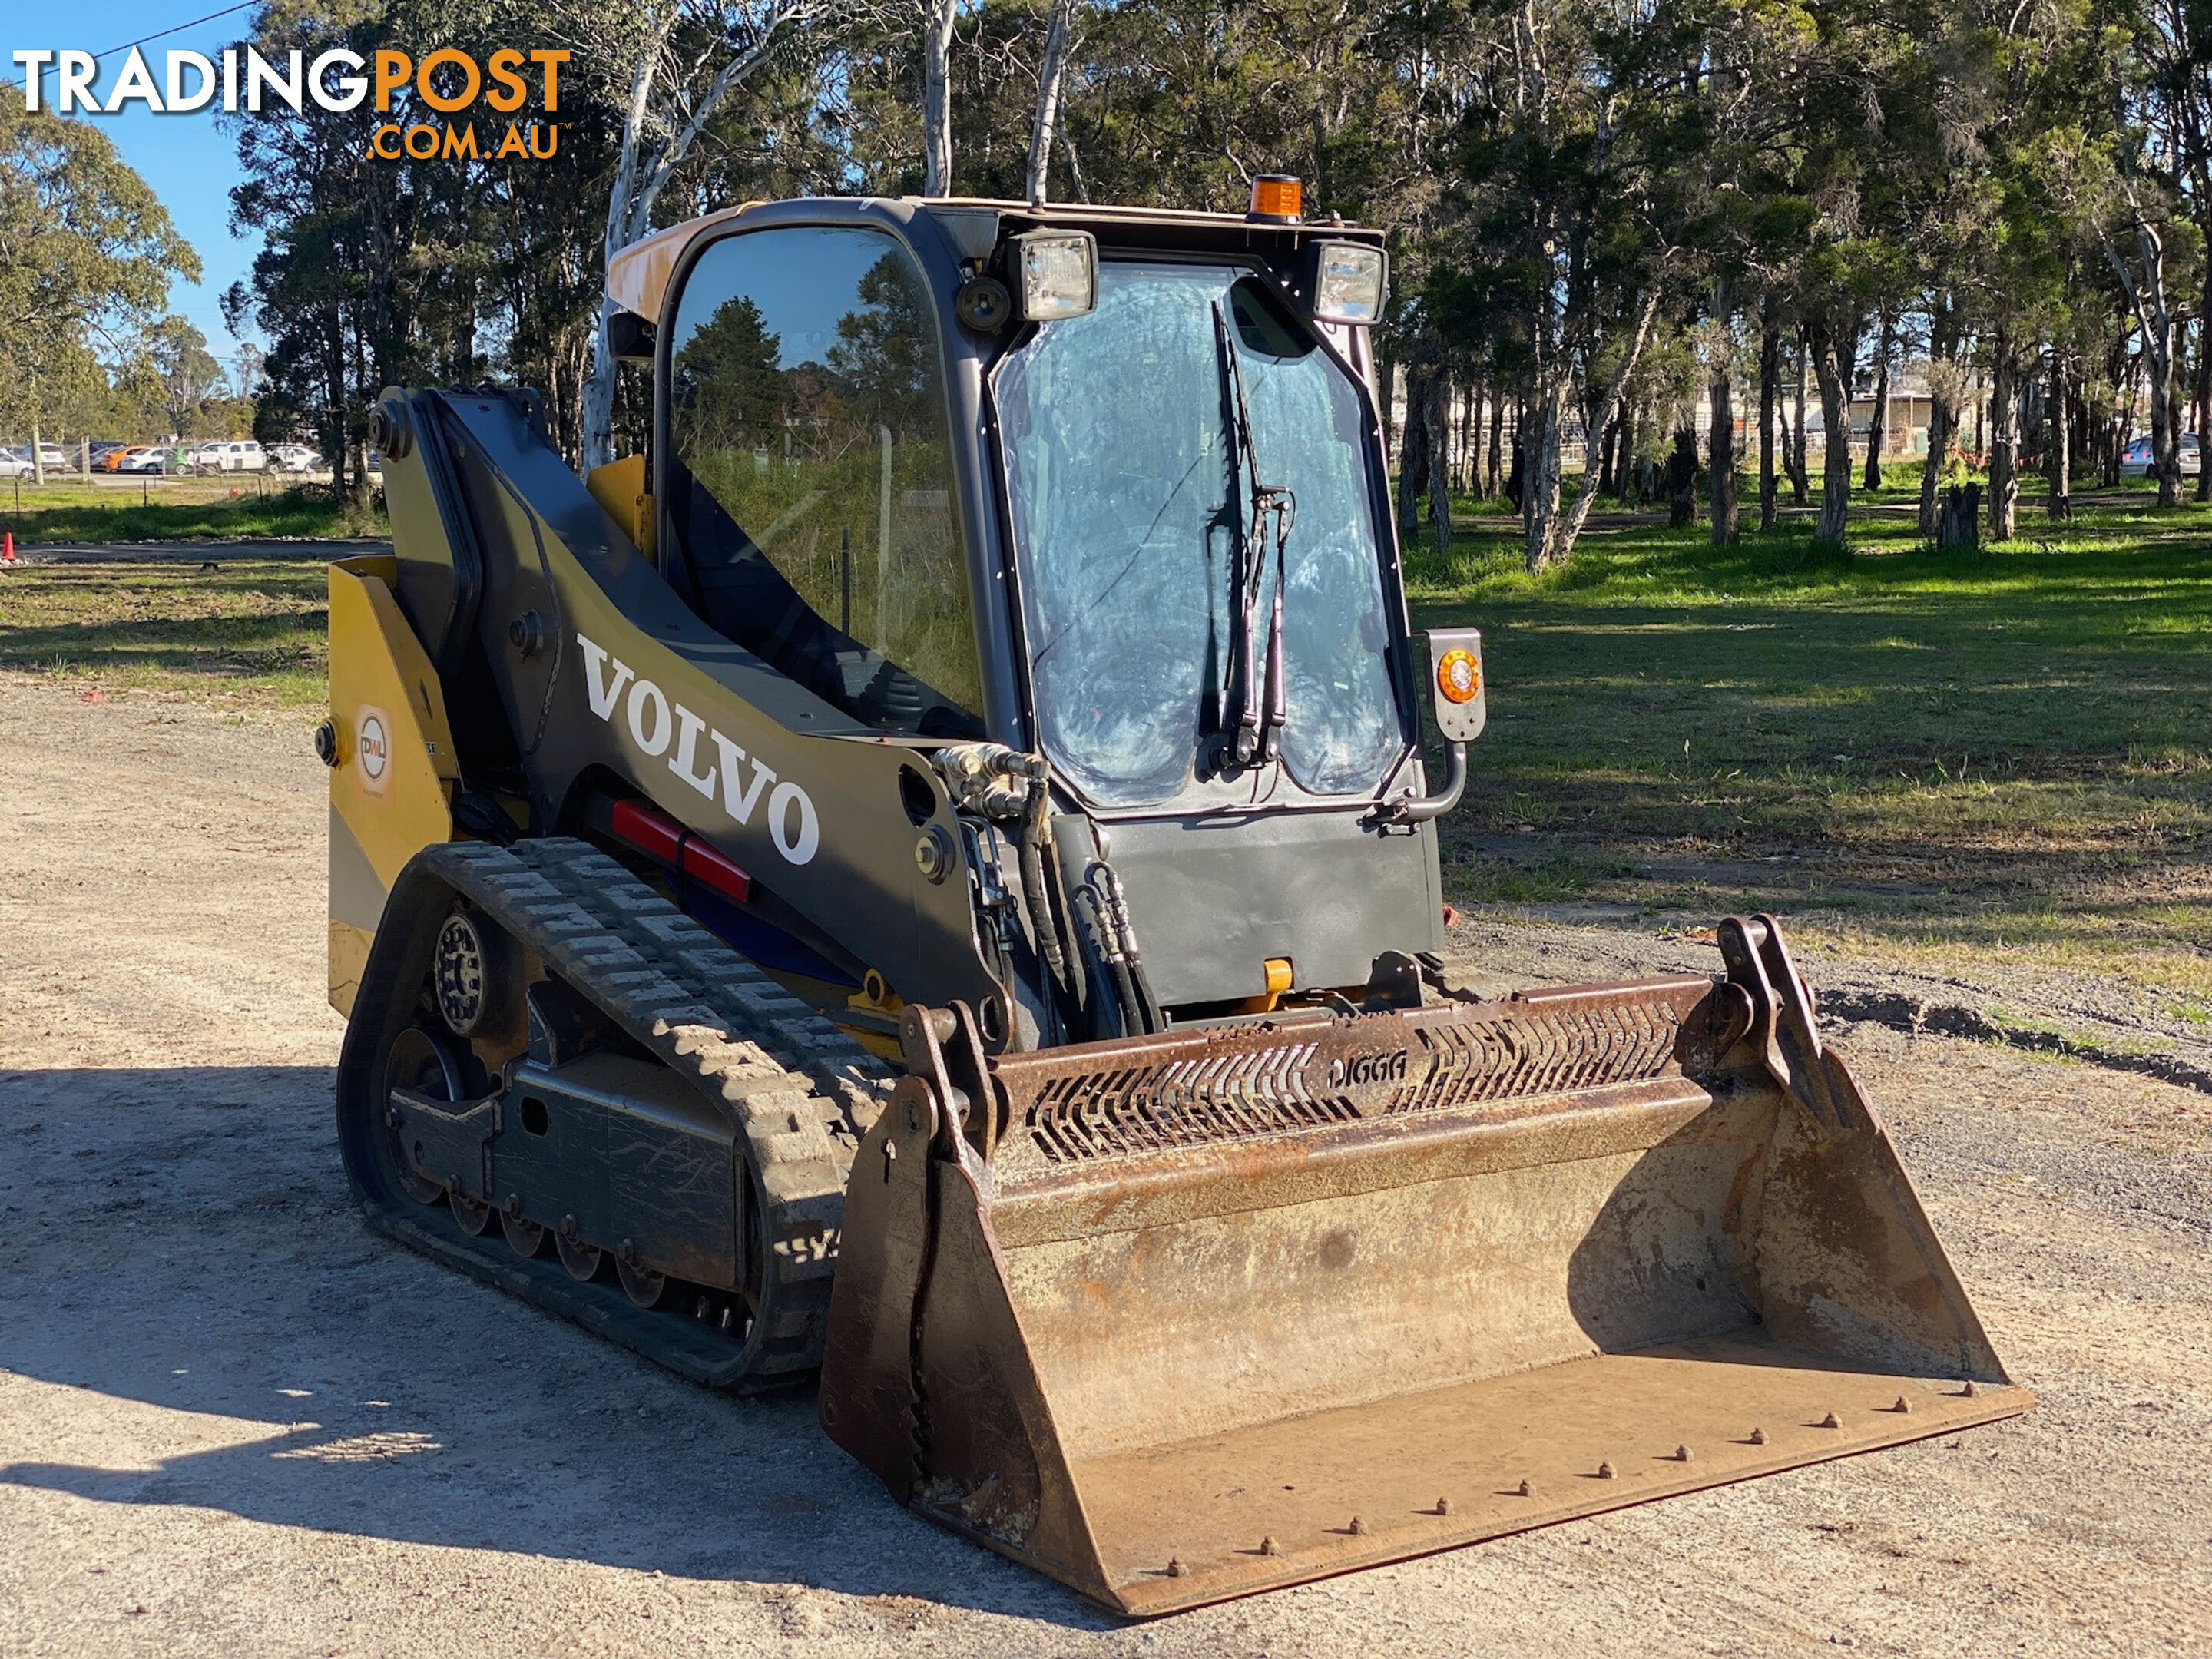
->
(994, 260), (1402, 810)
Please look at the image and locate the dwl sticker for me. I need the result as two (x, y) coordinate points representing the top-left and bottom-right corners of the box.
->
(356, 707), (392, 795)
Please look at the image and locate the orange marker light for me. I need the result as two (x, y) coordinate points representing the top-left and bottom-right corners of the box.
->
(1249, 175), (1303, 221)
(1437, 649), (1482, 704)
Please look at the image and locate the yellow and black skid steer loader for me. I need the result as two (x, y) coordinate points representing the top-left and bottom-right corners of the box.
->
(326, 183), (2028, 1614)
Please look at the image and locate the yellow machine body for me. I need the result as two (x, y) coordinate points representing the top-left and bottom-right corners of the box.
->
(326, 555), (456, 1015)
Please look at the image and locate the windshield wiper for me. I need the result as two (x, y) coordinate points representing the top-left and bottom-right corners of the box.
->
(1210, 299), (1296, 767)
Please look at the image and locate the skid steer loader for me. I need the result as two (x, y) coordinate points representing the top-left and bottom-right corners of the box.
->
(326, 184), (2028, 1614)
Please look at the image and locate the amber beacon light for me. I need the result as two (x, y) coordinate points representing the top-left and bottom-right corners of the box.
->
(1248, 174), (1303, 222)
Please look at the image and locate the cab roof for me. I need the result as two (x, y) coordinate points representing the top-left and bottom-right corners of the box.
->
(604, 195), (1382, 325)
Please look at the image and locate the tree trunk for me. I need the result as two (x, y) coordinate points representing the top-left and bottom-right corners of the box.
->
(1667, 426), (1698, 527)
(1459, 389), (1478, 493)
(1988, 336), (2017, 540)
(28, 380), (44, 487)
(1485, 391), (1504, 498)
(2106, 210), (2181, 506)
(1918, 297), (1955, 535)
(1920, 392), (1953, 536)
(1426, 373), (1454, 556)
(1025, 0), (1076, 204)
(924, 0), (958, 194)
(1525, 289), (1664, 568)
(2199, 258), (2212, 501)
(1790, 330), (1810, 504)
(1709, 359), (1737, 544)
(1758, 318), (1779, 531)
(1522, 376), (1568, 570)
(1774, 392), (1791, 498)
(2153, 333), (2180, 508)
(2047, 351), (2071, 521)
(1505, 397), (1526, 514)
(325, 320), (349, 504)
(1466, 384), (1487, 500)
(581, 294), (621, 472)
(1398, 367), (1430, 537)
(1809, 317), (1853, 545)
(1863, 312), (1895, 489)
(1937, 482), (1981, 553)
(1376, 351), (1396, 460)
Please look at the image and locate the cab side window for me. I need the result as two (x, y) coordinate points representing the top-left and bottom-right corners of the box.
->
(665, 225), (983, 736)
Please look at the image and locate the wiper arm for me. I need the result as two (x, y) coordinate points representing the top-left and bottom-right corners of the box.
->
(1210, 300), (1296, 767)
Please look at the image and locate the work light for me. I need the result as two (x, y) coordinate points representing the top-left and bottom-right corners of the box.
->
(1012, 230), (1098, 321)
(1308, 240), (1387, 326)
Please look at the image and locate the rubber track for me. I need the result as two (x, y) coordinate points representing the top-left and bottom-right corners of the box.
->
(422, 838), (896, 1382)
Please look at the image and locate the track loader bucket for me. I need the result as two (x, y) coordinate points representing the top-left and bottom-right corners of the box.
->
(820, 917), (2028, 1614)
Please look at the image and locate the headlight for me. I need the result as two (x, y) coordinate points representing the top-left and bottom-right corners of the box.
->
(1012, 230), (1097, 321)
(1309, 240), (1386, 326)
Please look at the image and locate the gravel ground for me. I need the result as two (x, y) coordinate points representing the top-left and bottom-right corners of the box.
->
(2, 674), (2207, 1658)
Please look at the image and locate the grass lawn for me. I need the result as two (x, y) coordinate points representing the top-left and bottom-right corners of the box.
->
(1411, 465), (2212, 1014)
(0, 476), (383, 544)
(0, 560), (328, 707)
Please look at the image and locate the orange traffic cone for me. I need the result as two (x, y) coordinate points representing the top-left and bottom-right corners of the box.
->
(2, 531), (14, 563)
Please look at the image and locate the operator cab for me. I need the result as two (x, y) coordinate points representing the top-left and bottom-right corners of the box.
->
(616, 185), (1448, 1026)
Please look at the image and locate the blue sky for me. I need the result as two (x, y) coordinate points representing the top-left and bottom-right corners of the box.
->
(8, 3), (266, 371)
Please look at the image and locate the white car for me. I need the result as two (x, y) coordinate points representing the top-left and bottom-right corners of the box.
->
(0, 448), (31, 479)
(194, 439), (270, 473)
(7, 442), (70, 473)
(270, 442), (323, 474)
(2121, 433), (2202, 478)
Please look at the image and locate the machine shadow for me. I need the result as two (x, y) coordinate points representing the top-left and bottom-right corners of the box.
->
(0, 1064), (1115, 1629)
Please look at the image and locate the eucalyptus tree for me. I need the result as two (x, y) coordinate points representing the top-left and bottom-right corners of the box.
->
(577, 0), (887, 467)
(0, 82), (197, 479)
(1424, 0), (1710, 571)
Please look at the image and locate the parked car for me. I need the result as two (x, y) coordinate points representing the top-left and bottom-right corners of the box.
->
(91, 442), (133, 470)
(0, 448), (32, 480)
(270, 442), (323, 474)
(115, 445), (167, 474)
(0, 443), (71, 475)
(2121, 433), (2202, 478)
(194, 439), (270, 473)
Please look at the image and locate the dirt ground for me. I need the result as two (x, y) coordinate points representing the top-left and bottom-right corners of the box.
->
(2, 674), (2207, 1659)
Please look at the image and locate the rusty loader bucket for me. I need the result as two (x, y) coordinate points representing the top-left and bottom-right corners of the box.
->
(819, 917), (2030, 1614)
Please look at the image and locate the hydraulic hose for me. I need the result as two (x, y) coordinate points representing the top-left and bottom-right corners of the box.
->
(1019, 774), (1076, 1006)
